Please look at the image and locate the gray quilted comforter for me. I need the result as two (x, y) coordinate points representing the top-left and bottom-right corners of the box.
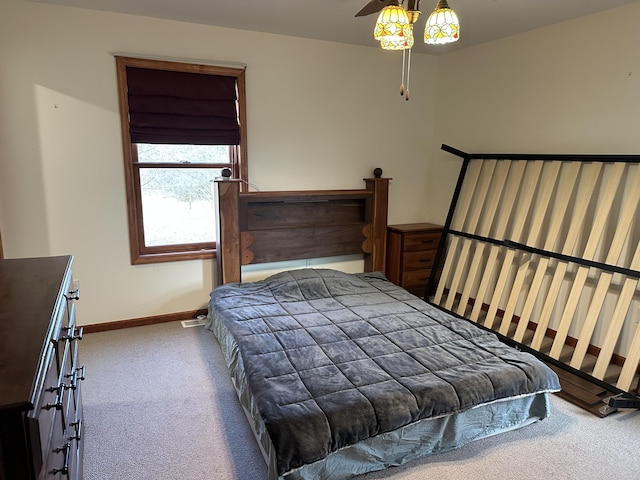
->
(210, 269), (560, 475)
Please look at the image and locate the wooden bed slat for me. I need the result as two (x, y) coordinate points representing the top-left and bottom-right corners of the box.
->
(590, 230), (640, 380)
(456, 160), (512, 317)
(468, 161), (527, 322)
(445, 160), (497, 311)
(476, 161), (543, 326)
(618, 309), (640, 392)
(549, 165), (640, 360)
(496, 161), (563, 335)
(523, 163), (602, 348)
(434, 159), (484, 304)
(570, 234), (640, 379)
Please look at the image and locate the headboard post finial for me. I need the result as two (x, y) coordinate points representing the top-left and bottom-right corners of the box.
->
(221, 167), (232, 180)
(373, 167), (383, 178)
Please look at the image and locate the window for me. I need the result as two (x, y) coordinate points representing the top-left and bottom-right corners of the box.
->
(115, 56), (248, 264)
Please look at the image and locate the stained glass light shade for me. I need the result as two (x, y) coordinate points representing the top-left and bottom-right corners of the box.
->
(374, 3), (412, 50)
(424, 0), (460, 45)
(380, 26), (414, 50)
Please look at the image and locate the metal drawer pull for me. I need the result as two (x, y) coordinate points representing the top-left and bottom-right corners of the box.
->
(65, 365), (86, 389)
(45, 384), (66, 410)
(62, 327), (83, 342)
(52, 442), (71, 475)
(66, 288), (80, 301)
(69, 418), (83, 442)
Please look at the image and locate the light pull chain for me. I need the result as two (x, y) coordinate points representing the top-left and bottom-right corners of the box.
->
(400, 49), (406, 97)
(400, 47), (412, 101)
(405, 47), (412, 101)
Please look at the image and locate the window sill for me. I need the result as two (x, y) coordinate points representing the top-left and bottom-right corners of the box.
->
(132, 249), (216, 265)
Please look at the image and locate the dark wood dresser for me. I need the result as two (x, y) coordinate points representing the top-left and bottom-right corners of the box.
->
(0, 256), (84, 480)
(385, 223), (443, 297)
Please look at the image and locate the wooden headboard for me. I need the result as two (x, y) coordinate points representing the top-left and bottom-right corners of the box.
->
(214, 175), (390, 285)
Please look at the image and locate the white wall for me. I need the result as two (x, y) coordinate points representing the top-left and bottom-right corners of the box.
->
(428, 2), (640, 224)
(0, 0), (439, 325)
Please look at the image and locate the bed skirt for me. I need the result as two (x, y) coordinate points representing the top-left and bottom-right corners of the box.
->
(207, 307), (552, 480)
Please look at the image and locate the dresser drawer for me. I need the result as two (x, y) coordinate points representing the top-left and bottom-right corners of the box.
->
(51, 285), (71, 375)
(33, 309), (68, 471)
(41, 382), (72, 480)
(66, 340), (85, 412)
(67, 381), (83, 480)
(42, 373), (83, 480)
(41, 357), (82, 480)
(403, 231), (441, 251)
(35, 355), (61, 467)
(37, 311), (75, 479)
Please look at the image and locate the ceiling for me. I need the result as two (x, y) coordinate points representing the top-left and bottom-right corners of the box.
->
(31, 0), (639, 54)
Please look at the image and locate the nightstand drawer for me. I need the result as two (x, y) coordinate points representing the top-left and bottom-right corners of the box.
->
(402, 270), (432, 288)
(402, 250), (437, 271)
(403, 232), (441, 251)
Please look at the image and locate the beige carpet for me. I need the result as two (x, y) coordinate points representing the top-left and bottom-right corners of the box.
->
(79, 321), (640, 480)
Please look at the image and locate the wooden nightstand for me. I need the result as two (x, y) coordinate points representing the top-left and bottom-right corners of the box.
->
(385, 223), (443, 297)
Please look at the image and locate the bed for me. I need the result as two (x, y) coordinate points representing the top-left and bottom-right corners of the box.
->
(207, 173), (561, 480)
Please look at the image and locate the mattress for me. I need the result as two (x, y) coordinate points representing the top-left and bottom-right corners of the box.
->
(207, 269), (560, 479)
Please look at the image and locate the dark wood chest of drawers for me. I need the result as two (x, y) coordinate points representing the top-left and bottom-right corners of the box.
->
(0, 256), (84, 480)
(385, 223), (443, 297)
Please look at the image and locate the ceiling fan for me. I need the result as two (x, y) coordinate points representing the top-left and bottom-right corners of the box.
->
(355, 0), (460, 100)
(355, 0), (419, 18)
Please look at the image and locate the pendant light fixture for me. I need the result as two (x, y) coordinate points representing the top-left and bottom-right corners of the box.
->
(424, 0), (460, 44)
(364, 0), (460, 100)
(374, 1), (412, 50)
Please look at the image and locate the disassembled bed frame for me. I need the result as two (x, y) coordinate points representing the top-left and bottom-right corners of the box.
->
(428, 144), (640, 416)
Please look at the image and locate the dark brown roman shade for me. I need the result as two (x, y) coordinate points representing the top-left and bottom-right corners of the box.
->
(126, 67), (240, 145)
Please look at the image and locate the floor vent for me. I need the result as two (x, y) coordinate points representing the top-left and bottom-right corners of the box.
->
(181, 317), (206, 328)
